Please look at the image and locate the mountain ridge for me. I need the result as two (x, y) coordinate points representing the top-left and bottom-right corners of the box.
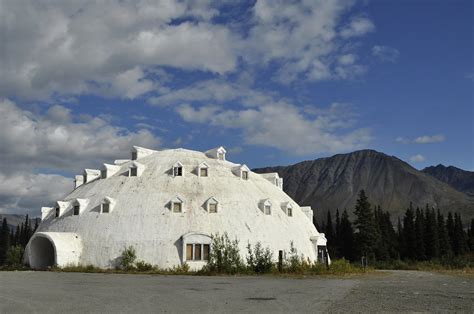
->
(253, 150), (474, 223)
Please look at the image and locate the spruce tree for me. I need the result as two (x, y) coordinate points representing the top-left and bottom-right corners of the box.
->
(469, 219), (474, 251)
(397, 217), (405, 259)
(340, 210), (355, 261)
(403, 204), (416, 260)
(414, 207), (426, 260)
(353, 190), (379, 263)
(453, 213), (467, 255)
(446, 212), (455, 252)
(325, 210), (335, 256)
(437, 210), (451, 257)
(335, 209), (341, 258)
(424, 206), (439, 259)
(0, 218), (10, 265)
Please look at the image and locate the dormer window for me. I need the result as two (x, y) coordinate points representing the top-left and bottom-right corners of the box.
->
(131, 151), (137, 160)
(233, 164), (250, 180)
(55, 207), (60, 218)
(197, 162), (209, 177)
(259, 199), (272, 215)
(101, 169), (107, 179)
(173, 161), (184, 177)
(264, 204), (271, 215)
(129, 166), (138, 177)
(73, 204), (80, 216)
(205, 197), (219, 213)
(100, 197), (115, 214)
(170, 196), (185, 213)
(205, 146), (226, 160)
(281, 202), (293, 217)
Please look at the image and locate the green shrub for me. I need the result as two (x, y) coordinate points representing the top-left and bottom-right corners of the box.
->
(208, 233), (244, 274)
(247, 242), (273, 274)
(6, 245), (24, 266)
(135, 260), (154, 272)
(120, 246), (137, 270)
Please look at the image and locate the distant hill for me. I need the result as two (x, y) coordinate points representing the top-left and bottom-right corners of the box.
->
(0, 214), (40, 231)
(422, 164), (474, 196)
(254, 150), (474, 223)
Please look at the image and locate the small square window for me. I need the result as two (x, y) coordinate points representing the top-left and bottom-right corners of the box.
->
(264, 205), (271, 215)
(218, 153), (224, 160)
(287, 208), (292, 217)
(186, 244), (193, 260)
(200, 168), (208, 177)
(242, 171), (248, 180)
(209, 203), (217, 213)
(73, 205), (80, 216)
(131, 152), (137, 160)
(173, 202), (182, 213)
(174, 167), (183, 176)
(130, 167), (138, 177)
(203, 244), (210, 260)
(102, 203), (110, 213)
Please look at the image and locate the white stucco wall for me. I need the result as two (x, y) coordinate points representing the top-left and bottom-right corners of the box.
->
(28, 147), (327, 269)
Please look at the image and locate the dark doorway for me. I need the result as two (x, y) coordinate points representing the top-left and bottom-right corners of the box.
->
(30, 236), (56, 269)
(317, 245), (328, 265)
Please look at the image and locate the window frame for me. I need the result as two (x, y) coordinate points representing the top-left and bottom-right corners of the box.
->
(101, 203), (110, 213)
(172, 202), (182, 213)
(129, 167), (138, 177)
(199, 167), (208, 177)
(242, 171), (249, 180)
(186, 243), (210, 261)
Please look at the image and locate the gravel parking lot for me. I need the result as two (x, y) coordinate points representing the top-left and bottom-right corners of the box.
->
(0, 270), (472, 313)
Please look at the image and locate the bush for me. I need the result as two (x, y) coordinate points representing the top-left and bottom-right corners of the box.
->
(247, 242), (273, 274)
(120, 246), (137, 270)
(207, 233), (244, 274)
(6, 245), (24, 267)
(135, 260), (154, 272)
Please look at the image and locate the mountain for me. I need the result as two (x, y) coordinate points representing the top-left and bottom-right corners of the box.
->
(422, 164), (474, 196)
(253, 150), (474, 223)
(0, 214), (40, 231)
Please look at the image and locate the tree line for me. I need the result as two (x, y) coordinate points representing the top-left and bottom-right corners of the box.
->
(320, 190), (474, 263)
(0, 215), (38, 266)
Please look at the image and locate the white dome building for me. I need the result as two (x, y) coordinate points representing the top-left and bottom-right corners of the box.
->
(25, 146), (328, 270)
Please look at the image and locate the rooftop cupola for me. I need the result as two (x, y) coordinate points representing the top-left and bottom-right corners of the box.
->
(74, 175), (84, 189)
(233, 164), (250, 180)
(205, 146), (226, 161)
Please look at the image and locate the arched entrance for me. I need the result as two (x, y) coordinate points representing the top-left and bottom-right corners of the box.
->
(29, 236), (56, 269)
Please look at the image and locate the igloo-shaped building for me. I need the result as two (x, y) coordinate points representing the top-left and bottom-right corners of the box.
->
(25, 146), (328, 270)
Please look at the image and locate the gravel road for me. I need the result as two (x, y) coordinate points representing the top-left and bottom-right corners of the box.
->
(0, 270), (472, 313)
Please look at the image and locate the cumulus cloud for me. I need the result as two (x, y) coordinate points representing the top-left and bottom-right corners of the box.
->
(176, 102), (371, 156)
(0, 1), (237, 100)
(0, 99), (162, 214)
(0, 1), (376, 100)
(340, 17), (375, 39)
(0, 172), (71, 215)
(410, 154), (426, 163)
(372, 45), (400, 62)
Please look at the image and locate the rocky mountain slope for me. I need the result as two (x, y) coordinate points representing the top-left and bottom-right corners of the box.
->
(422, 164), (474, 196)
(254, 150), (474, 223)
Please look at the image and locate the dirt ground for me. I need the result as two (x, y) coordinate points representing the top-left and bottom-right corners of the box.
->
(0, 270), (472, 313)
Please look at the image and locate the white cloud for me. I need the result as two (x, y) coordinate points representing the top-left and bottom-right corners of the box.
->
(0, 99), (161, 173)
(176, 101), (371, 156)
(0, 1), (237, 100)
(0, 172), (71, 215)
(340, 17), (375, 39)
(414, 134), (446, 144)
(372, 45), (400, 62)
(396, 134), (445, 144)
(410, 154), (426, 163)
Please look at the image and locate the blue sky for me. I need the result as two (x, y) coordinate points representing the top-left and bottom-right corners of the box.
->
(0, 0), (472, 214)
